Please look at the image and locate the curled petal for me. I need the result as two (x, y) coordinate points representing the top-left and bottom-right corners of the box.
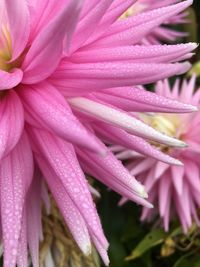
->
(0, 69), (23, 90)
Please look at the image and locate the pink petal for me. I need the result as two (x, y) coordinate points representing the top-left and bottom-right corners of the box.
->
(5, 0), (30, 60)
(17, 210), (28, 267)
(36, 154), (92, 255)
(176, 183), (192, 228)
(0, 69), (23, 90)
(158, 175), (171, 217)
(171, 165), (184, 195)
(98, 85), (197, 113)
(130, 159), (155, 176)
(20, 82), (105, 155)
(180, 75), (196, 103)
(0, 91), (24, 160)
(154, 162), (169, 180)
(0, 132), (33, 267)
(71, 43), (197, 64)
(22, 0), (82, 83)
(54, 61), (191, 94)
(69, 97), (186, 148)
(95, 0), (192, 46)
(185, 161), (200, 192)
(29, 128), (108, 250)
(26, 174), (42, 267)
(84, 0), (137, 45)
(91, 236), (109, 266)
(70, 0), (114, 53)
(94, 123), (182, 165)
(76, 147), (153, 207)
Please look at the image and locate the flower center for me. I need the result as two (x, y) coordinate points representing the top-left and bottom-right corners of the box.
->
(149, 114), (180, 138)
(141, 113), (182, 151)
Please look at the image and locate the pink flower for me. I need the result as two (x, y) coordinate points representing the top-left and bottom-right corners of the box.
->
(0, 0), (196, 266)
(115, 75), (200, 233)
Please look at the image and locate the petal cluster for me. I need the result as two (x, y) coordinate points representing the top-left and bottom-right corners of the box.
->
(0, 0), (196, 266)
(121, 0), (189, 44)
(116, 76), (200, 232)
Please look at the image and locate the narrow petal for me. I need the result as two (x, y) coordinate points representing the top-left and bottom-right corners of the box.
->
(69, 97), (187, 147)
(158, 175), (171, 217)
(77, 148), (153, 208)
(71, 43), (197, 64)
(20, 82), (106, 155)
(0, 91), (24, 160)
(26, 174), (42, 267)
(83, 0), (137, 45)
(171, 165), (184, 195)
(76, 142), (148, 199)
(97, 85), (198, 113)
(0, 132), (33, 267)
(22, 0), (82, 83)
(154, 162), (169, 180)
(91, 236), (109, 266)
(70, 0), (114, 53)
(36, 155), (92, 255)
(185, 161), (200, 192)
(17, 210), (28, 267)
(129, 158), (155, 176)
(54, 61), (191, 91)
(95, 0), (192, 46)
(29, 128), (108, 249)
(94, 123), (183, 165)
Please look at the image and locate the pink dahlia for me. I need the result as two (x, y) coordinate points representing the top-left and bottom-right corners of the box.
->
(115, 75), (200, 233)
(0, 0), (197, 266)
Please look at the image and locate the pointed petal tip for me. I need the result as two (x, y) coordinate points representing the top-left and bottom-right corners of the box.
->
(166, 137), (187, 148)
(183, 104), (199, 112)
(187, 42), (198, 50)
(173, 159), (184, 166)
(178, 62), (192, 75)
(135, 183), (148, 198)
(82, 243), (92, 256)
(147, 203), (154, 209)
(140, 200), (154, 209)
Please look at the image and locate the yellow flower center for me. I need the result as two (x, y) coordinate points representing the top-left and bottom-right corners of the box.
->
(150, 115), (180, 138)
(141, 113), (182, 151)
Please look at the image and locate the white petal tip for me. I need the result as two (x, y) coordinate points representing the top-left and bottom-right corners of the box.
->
(136, 185), (148, 198)
(147, 203), (154, 209)
(184, 104), (199, 112)
(171, 139), (187, 148)
(82, 244), (92, 256)
(173, 159), (184, 166)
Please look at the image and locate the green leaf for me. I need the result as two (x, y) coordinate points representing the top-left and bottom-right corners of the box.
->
(126, 228), (168, 261)
(173, 249), (199, 267)
(194, 260), (200, 267)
